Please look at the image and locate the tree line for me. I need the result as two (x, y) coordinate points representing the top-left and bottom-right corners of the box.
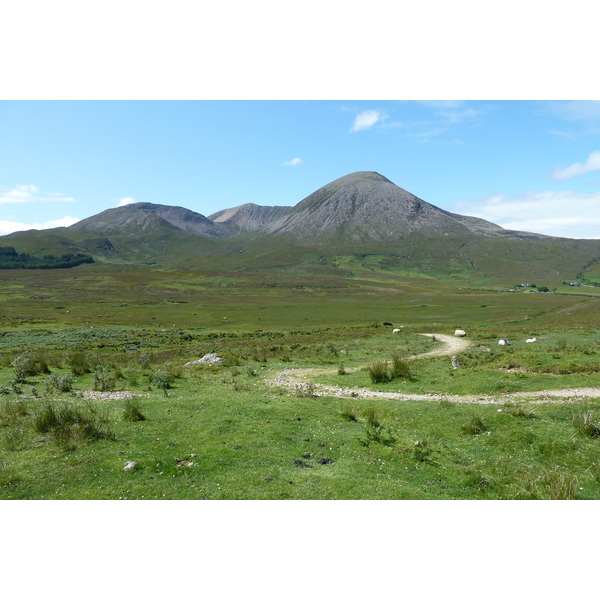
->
(0, 246), (94, 269)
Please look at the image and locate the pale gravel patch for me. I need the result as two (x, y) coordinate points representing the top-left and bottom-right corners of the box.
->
(81, 391), (148, 401)
(264, 333), (600, 405)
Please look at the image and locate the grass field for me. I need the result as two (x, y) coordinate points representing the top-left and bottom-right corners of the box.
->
(2, 260), (600, 500)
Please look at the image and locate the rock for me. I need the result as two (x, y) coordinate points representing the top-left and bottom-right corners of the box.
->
(184, 353), (225, 366)
(123, 461), (137, 471)
(451, 355), (460, 370)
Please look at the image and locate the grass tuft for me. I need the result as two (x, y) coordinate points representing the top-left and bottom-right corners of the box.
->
(461, 414), (488, 435)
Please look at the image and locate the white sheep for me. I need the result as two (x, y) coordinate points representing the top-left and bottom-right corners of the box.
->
(392, 328), (403, 334)
(526, 337), (537, 343)
(454, 329), (466, 337)
(498, 339), (510, 346)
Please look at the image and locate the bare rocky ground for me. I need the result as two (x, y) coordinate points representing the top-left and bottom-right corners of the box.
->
(265, 333), (600, 405)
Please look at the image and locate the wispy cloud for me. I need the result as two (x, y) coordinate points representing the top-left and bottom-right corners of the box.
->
(350, 110), (386, 132)
(552, 150), (600, 180)
(0, 216), (80, 235)
(453, 190), (600, 239)
(545, 101), (600, 137)
(0, 184), (76, 205)
(117, 197), (138, 206)
(419, 100), (482, 125)
(282, 158), (303, 167)
(546, 101), (600, 122)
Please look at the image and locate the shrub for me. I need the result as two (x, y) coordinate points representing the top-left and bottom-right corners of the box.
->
(47, 373), (74, 393)
(369, 355), (414, 384)
(93, 365), (117, 392)
(461, 414), (488, 435)
(151, 371), (172, 396)
(413, 440), (433, 462)
(369, 362), (391, 384)
(508, 406), (536, 419)
(363, 405), (382, 428)
(33, 402), (113, 451)
(68, 350), (93, 376)
(340, 404), (359, 421)
(293, 382), (317, 398)
(122, 398), (146, 422)
(0, 398), (28, 427)
(390, 354), (414, 381)
(572, 409), (600, 438)
(10, 353), (33, 383)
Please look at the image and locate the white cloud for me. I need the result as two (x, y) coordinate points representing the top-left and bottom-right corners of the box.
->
(0, 184), (76, 205)
(453, 190), (600, 239)
(350, 110), (385, 132)
(282, 158), (303, 167)
(117, 197), (137, 207)
(0, 216), (80, 235)
(552, 150), (600, 180)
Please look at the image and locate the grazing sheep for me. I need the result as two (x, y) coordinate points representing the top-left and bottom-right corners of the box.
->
(526, 337), (537, 343)
(498, 339), (510, 346)
(454, 329), (466, 337)
(392, 328), (403, 334)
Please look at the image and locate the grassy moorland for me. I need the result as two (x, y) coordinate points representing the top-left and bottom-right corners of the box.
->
(2, 262), (600, 499)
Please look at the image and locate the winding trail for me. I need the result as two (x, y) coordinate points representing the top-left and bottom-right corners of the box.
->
(264, 333), (600, 405)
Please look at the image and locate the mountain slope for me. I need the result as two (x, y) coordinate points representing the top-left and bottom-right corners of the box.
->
(209, 203), (291, 234)
(264, 171), (545, 242)
(72, 203), (227, 239)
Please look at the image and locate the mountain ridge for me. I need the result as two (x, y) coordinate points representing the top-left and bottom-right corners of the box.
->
(2, 171), (599, 285)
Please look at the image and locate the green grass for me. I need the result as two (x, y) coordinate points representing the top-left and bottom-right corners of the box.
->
(1, 322), (600, 499)
(2, 262), (600, 499)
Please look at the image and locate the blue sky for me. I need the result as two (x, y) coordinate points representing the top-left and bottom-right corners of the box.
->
(1, 100), (600, 238)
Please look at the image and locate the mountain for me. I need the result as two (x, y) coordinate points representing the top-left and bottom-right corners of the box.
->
(209, 203), (291, 234)
(72, 202), (227, 239)
(2, 170), (600, 285)
(263, 171), (544, 242)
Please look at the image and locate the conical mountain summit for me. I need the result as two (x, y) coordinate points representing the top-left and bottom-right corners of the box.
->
(263, 171), (532, 241)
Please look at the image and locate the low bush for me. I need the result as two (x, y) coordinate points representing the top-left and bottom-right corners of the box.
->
(369, 362), (391, 384)
(461, 414), (488, 435)
(122, 398), (146, 422)
(33, 402), (114, 451)
(46, 373), (74, 393)
(572, 409), (600, 438)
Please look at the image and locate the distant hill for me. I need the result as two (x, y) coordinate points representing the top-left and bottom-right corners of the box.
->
(71, 202), (227, 239)
(2, 170), (600, 285)
(209, 203), (291, 235)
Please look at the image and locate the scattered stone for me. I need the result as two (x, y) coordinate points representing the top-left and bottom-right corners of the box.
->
(293, 460), (313, 468)
(189, 453), (198, 457)
(176, 460), (194, 467)
(123, 461), (137, 471)
(317, 457), (334, 465)
(184, 353), (225, 366)
(302, 453), (313, 459)
(451, 355), (460, 370)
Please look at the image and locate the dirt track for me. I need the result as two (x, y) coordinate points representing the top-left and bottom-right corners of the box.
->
(265, 333), (600, 405)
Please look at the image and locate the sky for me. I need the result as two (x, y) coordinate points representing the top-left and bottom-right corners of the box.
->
(1, 100), (600, 239)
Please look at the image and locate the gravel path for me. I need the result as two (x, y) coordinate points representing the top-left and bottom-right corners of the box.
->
(264, 333), (600, 405)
